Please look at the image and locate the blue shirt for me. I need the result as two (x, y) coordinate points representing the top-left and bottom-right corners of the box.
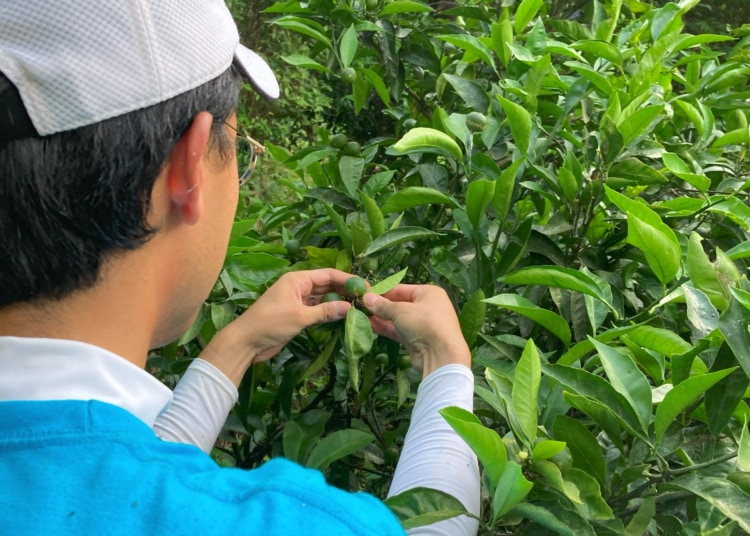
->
(0, 399), (405, 534)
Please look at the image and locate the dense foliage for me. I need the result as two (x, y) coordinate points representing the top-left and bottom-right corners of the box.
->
(152, 0), (750, 533)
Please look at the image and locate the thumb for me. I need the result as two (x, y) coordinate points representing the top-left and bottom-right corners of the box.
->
(310, 300), (350, 325)
(363, 293), (396, 321)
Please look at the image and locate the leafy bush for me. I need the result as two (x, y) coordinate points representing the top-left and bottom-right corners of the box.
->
(152, 0), (750, 533)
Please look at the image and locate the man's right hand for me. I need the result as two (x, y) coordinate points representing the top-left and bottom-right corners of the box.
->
(362, 285), (471, 378)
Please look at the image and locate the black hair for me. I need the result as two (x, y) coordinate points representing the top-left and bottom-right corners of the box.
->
(0, 67), (242, 307)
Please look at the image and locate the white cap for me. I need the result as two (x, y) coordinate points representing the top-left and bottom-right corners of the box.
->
(0, 0), (280, 138)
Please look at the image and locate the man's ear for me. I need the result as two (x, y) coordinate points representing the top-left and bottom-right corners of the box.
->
(165, 111), (215, 225)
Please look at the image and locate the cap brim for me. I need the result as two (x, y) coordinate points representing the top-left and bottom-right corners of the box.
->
(234, 45), (280, 100)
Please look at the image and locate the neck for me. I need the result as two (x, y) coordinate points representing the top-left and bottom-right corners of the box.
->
(0, 254), (161, 369)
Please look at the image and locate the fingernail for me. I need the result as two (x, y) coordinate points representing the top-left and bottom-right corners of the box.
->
(363, 293), (378, 308)
(334, 302), (348, 318)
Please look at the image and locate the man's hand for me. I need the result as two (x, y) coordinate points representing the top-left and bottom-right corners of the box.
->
(363, 285), (471, 377)
(200, 269), (352, 386)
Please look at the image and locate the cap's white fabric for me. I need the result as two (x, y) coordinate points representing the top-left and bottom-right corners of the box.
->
(0, 0), (279, 136)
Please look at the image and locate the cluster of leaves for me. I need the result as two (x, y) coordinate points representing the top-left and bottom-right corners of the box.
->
(151, 0), (750, 533)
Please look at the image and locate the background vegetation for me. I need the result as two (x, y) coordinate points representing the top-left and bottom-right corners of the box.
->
(151, 0), (750, 533)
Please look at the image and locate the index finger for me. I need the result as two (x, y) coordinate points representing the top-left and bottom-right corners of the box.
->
(378, 284), (422, 303)
(291, 268), (355, 295)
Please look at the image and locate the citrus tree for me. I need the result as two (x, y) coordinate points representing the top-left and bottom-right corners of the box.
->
(152, 0), (750, 533)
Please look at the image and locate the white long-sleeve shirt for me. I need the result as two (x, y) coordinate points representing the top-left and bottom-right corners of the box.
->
(0, 336), (480, 535)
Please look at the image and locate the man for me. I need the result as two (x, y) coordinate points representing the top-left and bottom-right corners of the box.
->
(0, 1), (480, 534)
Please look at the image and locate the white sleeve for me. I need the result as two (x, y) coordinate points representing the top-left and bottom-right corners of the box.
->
(387, 364), (480, 536)
(152, 358), (238, 453)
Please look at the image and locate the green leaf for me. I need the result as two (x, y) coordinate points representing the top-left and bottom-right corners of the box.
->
(359, 191), (385, 238)
(718, 297), (750, 378)
(283, 410), (329, 463)
(384, 487), (470, 530)
(306, 428), (375, 470)
(493, 160), (522, 222)
(339, 24), (358, 68)
(570, 39), (623, 66)
(654, 368), (736, 443)
(389, 127), (463, 160)
(441, 74), (490, 113)
(509, 503), (578, 536)
(553, 415), (607, 487)
(381, 186), (459, 213)
(688, 232), (730, 309)
(344, 308), (374, 392)
(531, 439), (567, 461)
(272, 17), (333, 48)
(738, 416), (750, 472)
(532, 460), (582, 504)
(368, 268), (408, 295)
(359, 67), (391, 106)
(514, 0), (543, 34)
(492, 461), (533, 521)
(605, 186), (680, 285)
(339, 156), (365, 199)
(663, 152), (711, 192)
(564, 467), (614, 520)
(501, 265), (609, 305)
(511, 339), (541, 447)
(591, 339), (652, 429)
(440, 406), (506, 490)
(363, 226), (443, 256)
(544, 364), (648, 441)
(624, 496), (655, 536)
(466, 179), (495, 230)
(459, 289), (486, 348)
(321, 203), (353, 254)
(563, 392), (624, 451)
(484, 294), (571, 346)
(437, 34), (496, 70)
(379, 0), (433, 15)
(497, 95), (532, 155)
(280, 54), (332, 73)
(669, 475), (750, 533)
(618, 105), (664, 147)
(727, 241), (750, 260)
(627, 325), (692, 356)
(225, 253), (290, 287)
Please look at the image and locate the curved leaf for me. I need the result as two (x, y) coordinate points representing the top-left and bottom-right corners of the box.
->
(654, 368), (736, 443)
(511, 339), (542, 447)
(381, 186), (460, 213)
(484, 294), (571, 346)
(363, 226), (442, 256)
(440, 406), (506, 490)
(497, 95), (532, 155)
(306, 428), (375, 470)
(389, 127), (463, 160)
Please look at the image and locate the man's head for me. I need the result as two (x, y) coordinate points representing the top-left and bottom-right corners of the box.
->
(0, 1), (278, 314)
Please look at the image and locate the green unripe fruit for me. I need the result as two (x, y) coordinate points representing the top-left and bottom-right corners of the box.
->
(466, 111), (488, 132)
(321, 292), (344, 303)
(342, 141), (361, 157)
(384, 445), (399, 463)
(340, 67), (357, 83)
(374, 353), (389, 367)
(329, 133), (348, 149)
(360, 257), (379, 274)
(398, 355), (411, 370)
(403, 118), (417, 130)
(344, 276), (368, 297)
(284, 239), (301, 257)
(365, 0), (379, 10)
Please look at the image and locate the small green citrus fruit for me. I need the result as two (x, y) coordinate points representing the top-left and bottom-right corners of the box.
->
(284, 239), (301, 257)
(321, 292), (344, 303)
(342, 141), (361, 157)
(343, 276), (368, 297)
(329, 133), (348, 149)
(340, 67), (357, 83)
(466, 111), (488, 132)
